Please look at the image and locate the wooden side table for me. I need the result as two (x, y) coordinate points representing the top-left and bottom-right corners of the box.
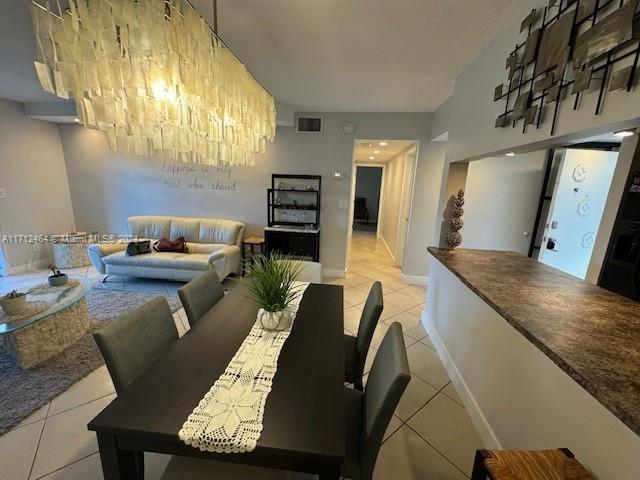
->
(242, 236), (265, 276)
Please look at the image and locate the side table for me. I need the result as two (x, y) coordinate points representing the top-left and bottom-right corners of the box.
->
(242, 236), (265, 276)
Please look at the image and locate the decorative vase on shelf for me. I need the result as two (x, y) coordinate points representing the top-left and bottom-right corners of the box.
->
(447, 189), (465, 250)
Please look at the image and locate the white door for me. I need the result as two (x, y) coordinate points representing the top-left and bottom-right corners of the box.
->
(395, 147), (417, 267)
(539, 149), (618, 279)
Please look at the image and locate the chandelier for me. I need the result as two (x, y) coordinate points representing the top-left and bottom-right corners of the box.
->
(29, 0), (276, 166)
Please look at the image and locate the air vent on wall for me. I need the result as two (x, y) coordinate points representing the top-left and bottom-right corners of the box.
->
(297, 116), (323, 134)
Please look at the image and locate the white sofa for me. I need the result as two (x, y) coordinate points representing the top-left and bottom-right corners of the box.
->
(88, 216), (245, 282)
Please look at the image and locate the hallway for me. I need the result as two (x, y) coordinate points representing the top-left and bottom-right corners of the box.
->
(333, 229), (484, 479)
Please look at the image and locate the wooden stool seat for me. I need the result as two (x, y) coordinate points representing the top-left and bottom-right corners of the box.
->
(472, 449), (592, 480)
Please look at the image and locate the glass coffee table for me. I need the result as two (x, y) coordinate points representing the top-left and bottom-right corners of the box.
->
(0, 279), (91, 368)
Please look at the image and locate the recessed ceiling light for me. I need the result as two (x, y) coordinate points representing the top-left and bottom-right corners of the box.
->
(379, 142), (388, 146)
(373, 150), (380, 154)
(73, 118), (80, 123)
(614, 129), (636, 137)
(506, 152), (515, 156)
(369, 156), (375, 160)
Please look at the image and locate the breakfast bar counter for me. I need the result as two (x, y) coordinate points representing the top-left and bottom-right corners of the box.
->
(424, 247), (640, 480)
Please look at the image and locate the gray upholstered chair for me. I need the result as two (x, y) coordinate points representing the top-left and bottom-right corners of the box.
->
(343, 322), (411, 480)
(177, 270), (225, 327)
(93, 296), (178, 393)
(345, 281), (383, 390)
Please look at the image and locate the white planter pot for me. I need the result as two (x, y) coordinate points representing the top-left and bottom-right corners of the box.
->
(0, 294), (27, 315)
(257, 308), (292, 331)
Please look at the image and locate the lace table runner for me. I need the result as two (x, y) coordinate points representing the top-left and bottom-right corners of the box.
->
(179, 282), (310, 453)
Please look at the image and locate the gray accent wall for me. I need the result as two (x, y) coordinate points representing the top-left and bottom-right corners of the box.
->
(60, 112), (435, 274)
(0, 99), (75, 270)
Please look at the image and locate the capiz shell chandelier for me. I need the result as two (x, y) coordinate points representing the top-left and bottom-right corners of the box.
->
(30, 0), (276, 166)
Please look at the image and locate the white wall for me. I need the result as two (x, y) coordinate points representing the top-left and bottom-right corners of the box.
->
(403, 141), (447, 278)
(434, 0), (640, 248)
(0, 99), (75, 271)
(354, 166), (382, 223)
(61, 112), (432, 274)
(462, 152), (547, 255)
(425, 261), (640, 480)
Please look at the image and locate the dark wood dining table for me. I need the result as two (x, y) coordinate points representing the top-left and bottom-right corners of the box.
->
(88, 283), (345, 479)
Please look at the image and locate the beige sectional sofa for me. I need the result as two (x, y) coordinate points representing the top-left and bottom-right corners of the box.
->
(88, 215), (245, 282)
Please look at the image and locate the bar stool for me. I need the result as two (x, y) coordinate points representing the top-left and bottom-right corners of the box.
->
(471, 448), (592, 480)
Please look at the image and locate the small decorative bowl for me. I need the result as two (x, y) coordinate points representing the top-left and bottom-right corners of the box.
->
(48, 274), (69, 287)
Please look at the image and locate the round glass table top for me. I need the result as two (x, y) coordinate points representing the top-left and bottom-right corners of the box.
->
(0, 278), (91, 334)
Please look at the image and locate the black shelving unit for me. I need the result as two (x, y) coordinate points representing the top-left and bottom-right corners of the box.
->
(267, 174), (321, 228)
(265, 174), (321, 262)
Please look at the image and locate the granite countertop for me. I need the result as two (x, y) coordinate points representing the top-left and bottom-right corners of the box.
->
(428, 247), (640, 437)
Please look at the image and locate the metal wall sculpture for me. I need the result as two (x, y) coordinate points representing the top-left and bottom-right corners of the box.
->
(494, 0), (640, 135)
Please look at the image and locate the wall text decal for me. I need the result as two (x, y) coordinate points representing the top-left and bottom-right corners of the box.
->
(160, 162), (238, 192)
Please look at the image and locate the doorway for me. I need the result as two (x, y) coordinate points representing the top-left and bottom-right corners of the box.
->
(348, 140), (419, 269)
(538, 148), (619, 279)
(353, 166), (383, 234)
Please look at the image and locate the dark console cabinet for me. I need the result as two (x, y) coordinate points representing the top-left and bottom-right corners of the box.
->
(264, 227), (320, 262)
(265, 173), (321, 262)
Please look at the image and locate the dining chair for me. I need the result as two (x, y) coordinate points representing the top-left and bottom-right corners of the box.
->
(93, 296), (178, 393)
(343, 322), (411, 480)
(93, 296), (178, 480)
(178, 270), (225, 327)
(344, 281), (383, 390)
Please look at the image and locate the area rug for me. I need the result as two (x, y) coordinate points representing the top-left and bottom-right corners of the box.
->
(0, 288), (182, 434)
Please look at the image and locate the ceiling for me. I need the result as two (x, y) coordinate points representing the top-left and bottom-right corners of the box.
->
(353, 140), (416, 163)
(0, 0), (527, 111)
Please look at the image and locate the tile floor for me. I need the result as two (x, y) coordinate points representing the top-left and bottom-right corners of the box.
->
(0, 230), (483, 479)
(335, 230), (484, 480)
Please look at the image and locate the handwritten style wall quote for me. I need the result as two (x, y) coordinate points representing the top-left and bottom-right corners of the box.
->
(161, 162), (238, 192)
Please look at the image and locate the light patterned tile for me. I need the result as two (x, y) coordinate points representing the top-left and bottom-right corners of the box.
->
(396, 284), (427, 301)
(395, 375), (439, 421)
(0, 420), (44, 480)
(343, 287), (370, 306)
(344, 306), (362, 334)
(407, 304), (425, 317)
(373, 426), (467, 480)
(406, 342), (450, 390)
(442, 382), (464, 408)
(385, 291), (424, 310)
(31, 395), (115, 479)
(384, 311), (421, 330)
(404, 322), (428, 341)
(49, 366), (115, 416)
(379, 302), (404, 322)
(408, 393), (484, 476)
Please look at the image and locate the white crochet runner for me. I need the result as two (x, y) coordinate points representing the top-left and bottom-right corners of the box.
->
(178, 282), (310, 453)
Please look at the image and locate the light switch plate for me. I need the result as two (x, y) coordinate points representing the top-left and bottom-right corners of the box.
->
(0, 188), (6, 199)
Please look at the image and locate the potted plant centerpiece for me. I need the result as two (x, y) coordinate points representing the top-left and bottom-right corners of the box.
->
(47, 265), (68, 287)
(245, 253), (304, 331)
(0, 290), (27, 315)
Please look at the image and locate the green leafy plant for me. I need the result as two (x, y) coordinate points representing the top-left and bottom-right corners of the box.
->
(5, 289), (25, 299)
(245, 253), (304, 312)
(48, 264), (64, 277)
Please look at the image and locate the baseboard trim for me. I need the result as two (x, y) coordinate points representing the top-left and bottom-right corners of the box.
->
(400, 274), (428, 286)
(322, 268), (346, 279)
(421, 311), (502, 449)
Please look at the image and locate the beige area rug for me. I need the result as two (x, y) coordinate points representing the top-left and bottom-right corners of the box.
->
(0, 288), (181, 434)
